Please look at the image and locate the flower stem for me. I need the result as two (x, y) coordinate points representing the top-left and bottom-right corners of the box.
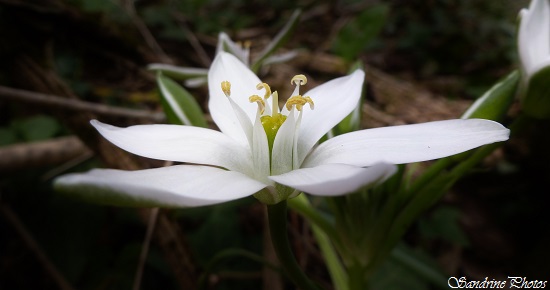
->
(267, 200), (322, 290)
(289, 194), (348, 290)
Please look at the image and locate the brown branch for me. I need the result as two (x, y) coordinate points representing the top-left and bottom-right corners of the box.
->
(171, 11), (212, 67)
(0, 85), (165, 123)
(0, 204), (76, 290)
(0, 136), (92, 172)
(133, 207), (159, 290)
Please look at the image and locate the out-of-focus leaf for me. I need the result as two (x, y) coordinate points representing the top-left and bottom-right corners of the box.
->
(384, 243), (449, 290)
(157, 72), (207, 127)
(368, 246), (431, 290)
(521, 66), (550, 119)
(251, 9), (301, 72)
(0, 127), (17, 146)
(148, 64), (208, 81)
(15, 115), (60, 142)
(462, 70), (518, 120)
(332, 4), (389, 61)
(418, 206), (469, 246)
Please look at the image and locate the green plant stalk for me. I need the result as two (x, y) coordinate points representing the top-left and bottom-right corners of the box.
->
(267, 200), (321, 290)
(311, 224), (348, 290)
(288, 194), (338, 240)
(290, 194), (348, 290)
(348, 265), (368, 290)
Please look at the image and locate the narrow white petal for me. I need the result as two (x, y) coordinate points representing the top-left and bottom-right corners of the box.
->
(518, 0), (550, 77)
(208, 52), (260, 144)
(55, 165), (267, 207)
(297, 70), (365, 165)
(216, 32), (250, 66)
(91, 120), (254, 175)
(303, 119), (510, 167)
(270, 163), (396, 196)
(271, 107), (297, 175)
(252, 110), (271, 184)
(226, 95), (254, 146)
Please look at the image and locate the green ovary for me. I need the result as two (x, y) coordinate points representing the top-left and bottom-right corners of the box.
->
(261, 113), (287, 150)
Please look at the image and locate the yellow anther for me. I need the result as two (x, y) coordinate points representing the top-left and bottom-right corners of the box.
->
(256, 82), (272, 99)
(303, 96), (314, 109)
(290, 74), (307, 86)
(221, 81), (231, 97)
(243, 40), (252, 49)
(249, 95), (266, 114)
(285, 95), (315, 111)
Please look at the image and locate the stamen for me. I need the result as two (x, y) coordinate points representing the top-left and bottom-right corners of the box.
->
(256, 83), (272, 99)
(271, 91), (279, 116)
(221, 81), (231, 97)
(286, 95), (315, 111)
(249, 95), (266, 114)
(290, 74), (307, 86)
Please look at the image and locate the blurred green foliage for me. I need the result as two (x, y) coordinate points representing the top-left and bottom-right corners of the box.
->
(0, 115), (61, 146)
(332, 4), (390, 61)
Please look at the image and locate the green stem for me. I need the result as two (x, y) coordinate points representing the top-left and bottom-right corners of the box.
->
(267, 200), (322, 290)
(348, 265), (367, 290)
(287, 194), (338, 241)
(290, 194), (348, 290)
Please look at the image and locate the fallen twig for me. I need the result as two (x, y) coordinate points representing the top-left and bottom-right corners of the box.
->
(0, 136), (92, 172)
(0, 204), (77, 290)
(0, 85), (165, 123)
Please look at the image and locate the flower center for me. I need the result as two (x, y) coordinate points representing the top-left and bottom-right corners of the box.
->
(220, 75), (314, 150)
(261, 113), (287, 149)
(253, 75), (314, 149)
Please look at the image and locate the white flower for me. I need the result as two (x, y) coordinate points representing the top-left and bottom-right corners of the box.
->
(55, 52), (510, 207)
(518, 0), (550, 80)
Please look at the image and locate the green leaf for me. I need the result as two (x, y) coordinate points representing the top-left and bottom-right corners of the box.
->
(418, 206), (469, 246)
(157, 72), (208, 127)
(0, 127), (17, 146)
(251, 9), (301, 72)
(461, 70), (519, 120)
(332, 4), (389, 61)
(148, 64), (208, 81)
(381, 243), (449, 290)
(368, 245), (432, 290)
(521, 66), (550, 119)
(16, 115), (60, 141)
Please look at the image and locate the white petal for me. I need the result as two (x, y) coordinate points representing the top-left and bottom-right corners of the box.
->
(518, 0), (550, 77)
(55, 165), (267, 207)
(252, 110), (271, 184)
(216, 32), (250, 66)
(271, 107), (297, 175)
(303, 119), (510, 167)
(269, 163), (396, 196)
(91, 120), (253, 175)
(208, 52), (260, 144)
(297, 70), (365, 165)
